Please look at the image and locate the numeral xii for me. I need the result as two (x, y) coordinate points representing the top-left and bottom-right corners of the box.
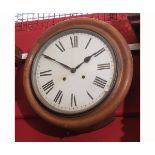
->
(70, 36), (78, 48)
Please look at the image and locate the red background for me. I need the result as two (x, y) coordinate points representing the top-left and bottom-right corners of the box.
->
(15, 13), (140, 142)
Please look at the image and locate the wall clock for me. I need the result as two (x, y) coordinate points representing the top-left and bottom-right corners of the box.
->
(23, 17), (133, 132)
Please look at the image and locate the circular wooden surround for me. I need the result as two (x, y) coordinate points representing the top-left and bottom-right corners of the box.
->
(23, 17), (133, 131)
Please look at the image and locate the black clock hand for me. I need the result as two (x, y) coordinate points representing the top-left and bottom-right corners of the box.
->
(43, 54), (73, 71)
(75, 50), (103, 70)
(75, 54), (93, 69)
(74, 55), (93, 70)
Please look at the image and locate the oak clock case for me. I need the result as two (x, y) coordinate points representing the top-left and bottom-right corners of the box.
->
(23, 18), (133, 131)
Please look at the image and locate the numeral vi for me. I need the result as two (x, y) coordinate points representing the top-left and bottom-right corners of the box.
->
(71, 94), (77, 106)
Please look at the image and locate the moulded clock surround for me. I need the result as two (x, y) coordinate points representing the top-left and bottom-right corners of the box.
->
(23, 17), (133, 131)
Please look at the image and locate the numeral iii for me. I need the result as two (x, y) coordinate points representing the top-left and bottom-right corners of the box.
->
(97, 63), (110, 70)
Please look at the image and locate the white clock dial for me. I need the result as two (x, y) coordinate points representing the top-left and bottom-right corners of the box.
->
(31, 29), (117, 115)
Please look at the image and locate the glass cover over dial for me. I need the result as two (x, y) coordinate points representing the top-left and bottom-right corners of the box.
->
(31, 29), (117, 115)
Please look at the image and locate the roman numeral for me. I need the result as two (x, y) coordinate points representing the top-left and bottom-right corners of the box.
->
(42, 80), (54, 94)
(71, 94), (77, 107)
(54, 90), (63, 104)
(40, 70), (52, 76)
(70, 36), (78, 48)
(55, 41), (65, 52)
(85, 38), (92, 49)
(86, 90), (93, 100)
(97, 63), (110, 70)
(94, 47), (105, 57)
(93, 76), (107, 89)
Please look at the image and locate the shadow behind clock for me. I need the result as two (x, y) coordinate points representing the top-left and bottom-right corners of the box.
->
(15, 64), (115, 139)
(15, 53), (140, 141)
(121, 13), (140, 142)
(15, 46), (140, 141)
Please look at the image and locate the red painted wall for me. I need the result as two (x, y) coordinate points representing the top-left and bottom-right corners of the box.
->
(15, 13), (140, 142)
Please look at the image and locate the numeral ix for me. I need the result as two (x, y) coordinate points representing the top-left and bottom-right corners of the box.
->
(40, 70), (52, 76)
(71, 94), (77, 107)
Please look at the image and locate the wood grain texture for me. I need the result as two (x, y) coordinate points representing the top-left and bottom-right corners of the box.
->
(15, 46), (22, 66)
(23, 17), (133, 131)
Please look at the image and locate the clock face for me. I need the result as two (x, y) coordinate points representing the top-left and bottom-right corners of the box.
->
(31, 29), (117, 115)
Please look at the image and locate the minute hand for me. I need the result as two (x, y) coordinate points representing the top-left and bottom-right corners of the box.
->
(43, 54), (72, 71)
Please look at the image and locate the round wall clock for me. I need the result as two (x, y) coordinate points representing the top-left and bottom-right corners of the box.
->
(23, 17), (133, 132)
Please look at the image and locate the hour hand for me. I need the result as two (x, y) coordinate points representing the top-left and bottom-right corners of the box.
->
(43, 54), (72, 71)
(74, 55), (92, 70)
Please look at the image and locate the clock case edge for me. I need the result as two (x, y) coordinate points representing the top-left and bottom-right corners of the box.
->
(23, 17), (133, 132)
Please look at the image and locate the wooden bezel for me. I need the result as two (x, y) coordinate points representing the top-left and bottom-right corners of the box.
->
(23, 17), (133, 131)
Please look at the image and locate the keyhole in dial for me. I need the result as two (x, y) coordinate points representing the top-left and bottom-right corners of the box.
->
(63, 77), (66, 81)
(82, 75), (85, 79)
